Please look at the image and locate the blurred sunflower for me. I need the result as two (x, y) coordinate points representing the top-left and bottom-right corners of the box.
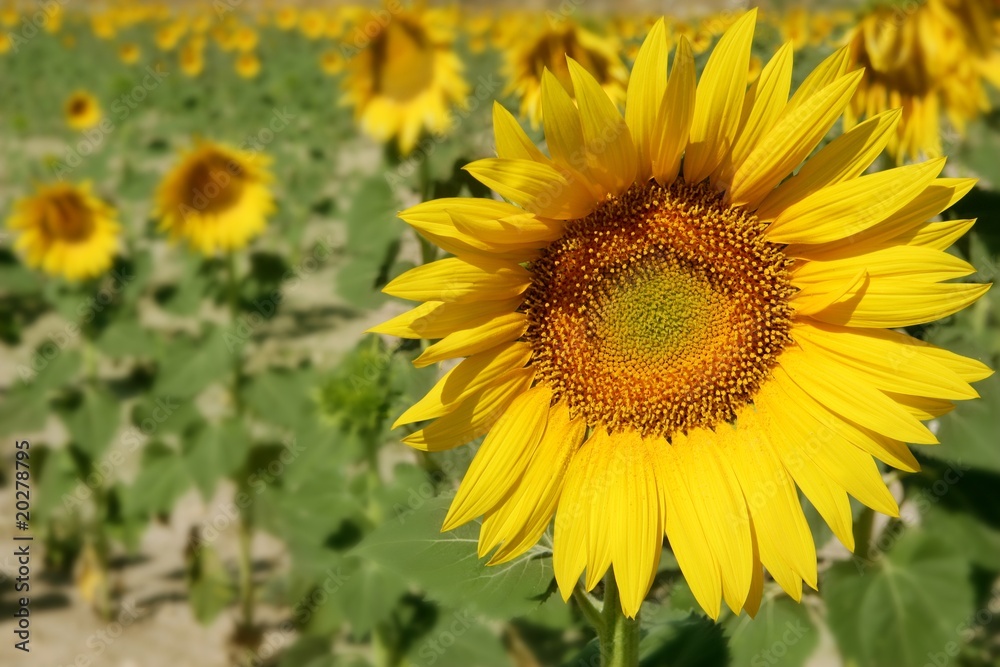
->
(64, 91), (102, 130)
(155, 141), (274, 255)
(235, 52), (261, 79)
(179, 42), (204, 78)
(233, 25), (259, 52)
(846, 0), (1000, 162)
(6, 182), (120, 281)
(341, 6), (468, 155)
(118, 42), (141, 65)
(274, 6), (297, 31)
(320, 50), (344, 77)
(503, 19), (626, 128)
(376, 12), (992, 619)
(299, 9), (325, 40)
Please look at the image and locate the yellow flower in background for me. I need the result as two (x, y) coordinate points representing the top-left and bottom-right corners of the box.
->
(118, 42), (141, 65)
(341, 6), (468, 156)
(0, 33), (11, 54)
(275, 6), (298, 30)
(320, 50), (344, 76)
(91, 14), (116, 40)
(155, 21), (185, 51)
(846, 0), (1000, 162)
(299, 9), (326, 40)
(6, 182), (120, 281)
(235, 52), (261, 79)
(155, 141), (274, 255)
(179, 42), (204, 78)
(65, 91), (102, 130)
(233, 25), (259, 52)
(503, 19), (627, 129)
(376, 12), (992, 620)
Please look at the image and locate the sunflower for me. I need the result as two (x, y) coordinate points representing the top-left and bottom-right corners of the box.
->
(118, 42), (140, 65)
(235, 52), (261, 79)
(299, 9), (326, 40)
(846, 0), (1000, 162)
(320, 50), (344, 77)
(341, 6), (468, 156)
(274, 6), (297, 31)
(179, 42), (204, 78)
(155, 141), (274, 255)
(503, 18), (627, 129)
(375, 11), (992, 620)
(6, 182), (120, 281)
(65, 91), (102, 130)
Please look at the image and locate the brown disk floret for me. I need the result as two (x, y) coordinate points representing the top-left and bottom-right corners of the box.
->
(522, 180), (794, 439)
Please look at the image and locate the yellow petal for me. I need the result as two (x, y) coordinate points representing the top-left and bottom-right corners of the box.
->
(443, 384), (552, 531)
(367, 296), (523, 339)
(778, 345), (937, 444)
(480, 401), (585, 564)
(684, 9), (756, 185)
(791, 246), (976, 289)
(567, 58), (637, 196)
(651, 36), (695, 186)
(554, 429), (601, 599)
(730, 70), (863, 208)
(756, 109), (902, 221)
(729, 42), (794, 175)
(450, 209), (564, 246)
(403, 368), (535, 452)
(493, 101), (547, 163)
(788, 178), (977, 259)
(625, 18), (668, 183)
(383, 256), (531, 303)
(413, 311), (527, 368)
(393, 342), (533, 427)
(766, 158), (945, 244)
(810, 279), (990, 329)
(464, 157), (597, 220)
(784, 45), (850, 115)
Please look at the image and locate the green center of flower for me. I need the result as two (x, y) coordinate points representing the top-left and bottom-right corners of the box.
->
(523, 180), (794, 439)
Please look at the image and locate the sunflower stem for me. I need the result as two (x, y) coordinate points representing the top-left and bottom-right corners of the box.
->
(598, 572), (641, 667)
(572, 585), (605, 635)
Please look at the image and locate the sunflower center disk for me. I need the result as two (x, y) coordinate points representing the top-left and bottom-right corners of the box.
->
(182, 152), (246, 214)
(42, 191), (95, 242)
(524, 181), (795, 439)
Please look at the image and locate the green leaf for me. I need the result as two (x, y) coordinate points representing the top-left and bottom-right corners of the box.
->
(825, 532), (974, 667)
(59, 387), (120, 458)
(94, 319), (154, 358)
(922, 506), (1000, 571)
(406, 611), (508, 667)
(337, 173), (400, 309)
(724, 596), (818, 667)
(125, 442), (191, 517)
(354, 495), (553, 620)
(242, 368), (317, 430)
(184, 420), (250, 499)
(335, 554), (409, 636)
(639, 603), (728, 667)
(153, 327), (235, 399)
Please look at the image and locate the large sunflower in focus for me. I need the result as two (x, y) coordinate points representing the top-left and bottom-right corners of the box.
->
(503, 18), (627, 128)
(341, 6), (468, 156)
(155, 141), (274, 255)
(7, 183), (120, 281)
(846, 0), (1000, 162)
(375, 12), (992, 620)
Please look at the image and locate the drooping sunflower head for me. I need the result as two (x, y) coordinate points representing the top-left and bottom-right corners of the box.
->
(155, 141), (274, 255)
(377, 11), (993, 620)
(65, 91), (101, 130)
(341, 6), (468, 156)
(846, 0), (1000, 162)
(6, 182), (120, 281)
(234, 52), (261, 79)
(118, 41), (141, 64)
(503, 18), (627, 128)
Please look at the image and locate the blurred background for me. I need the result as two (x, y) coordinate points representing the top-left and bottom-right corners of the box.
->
(1, 1), (999, 666)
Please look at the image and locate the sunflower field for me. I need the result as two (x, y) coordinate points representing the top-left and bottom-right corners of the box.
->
(2, 1), (1000, 666)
